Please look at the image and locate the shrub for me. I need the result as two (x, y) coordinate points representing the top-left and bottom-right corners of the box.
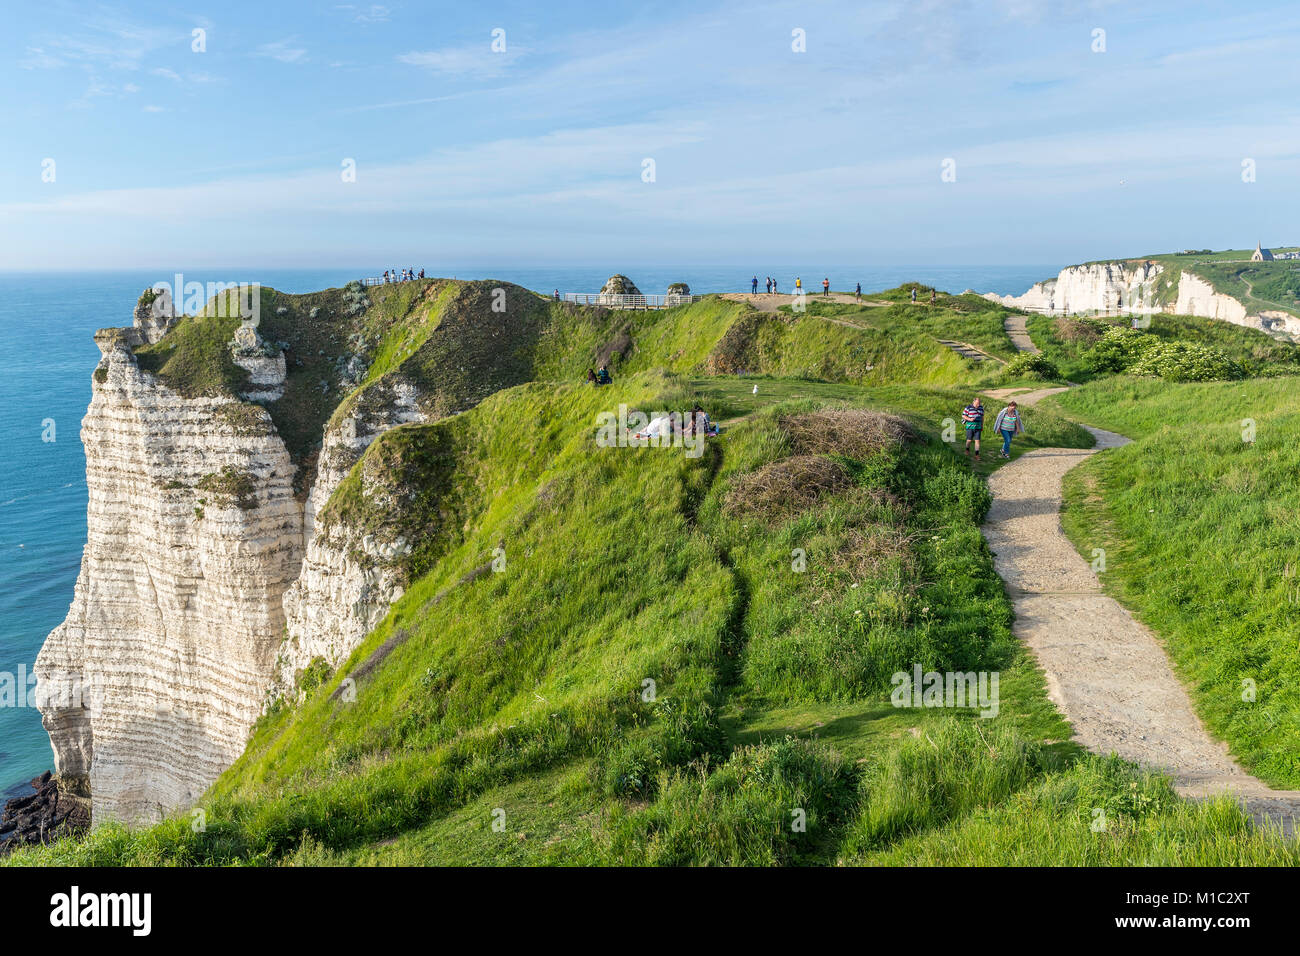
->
(1083, 326), (1159, 374)
(723, 455), (853, 520)
(780, 409), (916, 459)
(998, 352), (1061, 382)
(1128, 341), (1243, 382)
(1053, 316), (1105, 345)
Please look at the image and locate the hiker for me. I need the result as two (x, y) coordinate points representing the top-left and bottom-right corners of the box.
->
(961, 397), (984, 461)
(855, 282), (861, 300)
(822, 277), (830, 296)
(554, 289), (560, 302)
(419, 268), (425, 279)
(596, 366), (612, 386)
(773, 278), (778, 294)
(930, 289), (936, 305)
(795, 276), (802, 294)
(992, 401), (1024, 459)
(911, 287), (916, 304)
(752, 275), (759, 294)
(765, 276), (772, 294)
(586, 368), (597, 385)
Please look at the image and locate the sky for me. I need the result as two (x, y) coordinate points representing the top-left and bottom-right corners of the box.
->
(1, 0), (1298, 269)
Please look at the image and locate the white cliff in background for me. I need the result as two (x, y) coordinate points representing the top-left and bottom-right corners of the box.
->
(984, 261), (1168, 314)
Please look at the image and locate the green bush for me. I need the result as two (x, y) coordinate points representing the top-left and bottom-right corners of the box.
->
(998, 352), (1061, 382)
(1083, 326), (1160, 374)
(1128, 340), (1243, 382)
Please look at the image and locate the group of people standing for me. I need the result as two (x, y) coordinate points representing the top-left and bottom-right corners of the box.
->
(960, 397), (1024, 461)
(383, 268), (425, 283)
(751, 276), (858, 298)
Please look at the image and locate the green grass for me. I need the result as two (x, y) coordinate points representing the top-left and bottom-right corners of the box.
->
(1048, 377), (1300, 787)
(14, 281), (1300, 867)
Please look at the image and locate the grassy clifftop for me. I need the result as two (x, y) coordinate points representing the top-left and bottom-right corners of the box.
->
(18, 279), (1300, 865)
(12, 364), (1295, 865)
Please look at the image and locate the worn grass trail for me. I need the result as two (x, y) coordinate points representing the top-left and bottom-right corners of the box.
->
(984, 374), (1300, 834)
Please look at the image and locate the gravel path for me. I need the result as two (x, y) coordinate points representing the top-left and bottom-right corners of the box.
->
(983, 397), (1300, 833)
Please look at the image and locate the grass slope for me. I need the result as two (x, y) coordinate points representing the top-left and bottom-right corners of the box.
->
(1048, 377), (1300, 788)
(11, 362), (1292, 866)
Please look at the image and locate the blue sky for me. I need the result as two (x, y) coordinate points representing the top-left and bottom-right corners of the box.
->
(2, 0), (1298, 269)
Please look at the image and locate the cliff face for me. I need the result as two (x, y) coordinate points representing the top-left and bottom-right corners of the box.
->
(37, 279), (593, 825)
(35, 320), (304, 824)
(1174, 271), (1300, 337)
(987, 261), (1168, 314)
(274, 377), (428, 699)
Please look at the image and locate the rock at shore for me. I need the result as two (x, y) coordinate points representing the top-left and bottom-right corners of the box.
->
(0, 772), (90, 853)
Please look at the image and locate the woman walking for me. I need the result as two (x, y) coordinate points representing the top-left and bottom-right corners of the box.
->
(992, 401), (1024, 459)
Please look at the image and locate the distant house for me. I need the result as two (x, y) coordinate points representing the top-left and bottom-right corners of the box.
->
(1251, 241), (1275, 261)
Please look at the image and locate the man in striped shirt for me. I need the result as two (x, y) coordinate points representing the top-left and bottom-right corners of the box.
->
(961, 397), (984, 461)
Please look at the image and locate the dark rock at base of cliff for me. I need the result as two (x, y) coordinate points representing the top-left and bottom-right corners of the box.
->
(0, 771), (90, 853)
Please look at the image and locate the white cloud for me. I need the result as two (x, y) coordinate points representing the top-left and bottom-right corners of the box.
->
(257, 38), (308, 64)
(397, 44), (522, 78)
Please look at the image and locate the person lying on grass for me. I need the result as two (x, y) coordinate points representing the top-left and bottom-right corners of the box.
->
(992, 401), (1025, 459)
(961, 396), (984, 461)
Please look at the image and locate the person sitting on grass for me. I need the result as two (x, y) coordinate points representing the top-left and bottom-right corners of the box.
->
(596, 366), (612, 386)
(586, 368), (597, 385)
(961, 397), (984, 461)
(683, 404), (719, 438)
(992, 401), (1024, 459)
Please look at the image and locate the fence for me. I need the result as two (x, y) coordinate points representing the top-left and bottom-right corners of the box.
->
(1015, 304), (1163, 317)
(562, 293), (695, 309)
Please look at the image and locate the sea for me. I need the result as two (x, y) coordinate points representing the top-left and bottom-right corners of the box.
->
(0, 263), (1058, 800)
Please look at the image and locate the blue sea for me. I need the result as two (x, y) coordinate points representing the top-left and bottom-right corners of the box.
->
(0, 263), (1057, 799)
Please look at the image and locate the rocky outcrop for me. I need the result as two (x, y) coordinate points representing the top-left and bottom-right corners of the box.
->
(274, 377), (427, 698)
(987, 261), (1167, 315)
(230, 324), (287, 402)
(598, 274), (641, 304)
(35, 309), (304, 825)
(0, 772), (90, 852)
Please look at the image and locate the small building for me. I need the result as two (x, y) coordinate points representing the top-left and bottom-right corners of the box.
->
(1252, 241), (1274, 262)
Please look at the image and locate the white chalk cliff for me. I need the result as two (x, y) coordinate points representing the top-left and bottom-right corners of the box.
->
(273, 377), (427, 701)
(988, 261), (1300, 338)
(36, 303), (421, 825)
(1174, 271), (1300, 337)
(985, 261), (1168, 314)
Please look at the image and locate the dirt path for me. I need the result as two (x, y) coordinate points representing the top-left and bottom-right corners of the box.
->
(983, 391), (1300, 833)
(720, 292), (890, 312)
(1002, 311), (1039, 353)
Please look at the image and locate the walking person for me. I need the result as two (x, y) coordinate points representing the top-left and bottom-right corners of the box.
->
(911, 287), (917, 304)
(766, 276), (772, 294)
(773, 278), (779, 294)
(961, 397), (984, 461)
(992, 401), (1024, 459)
(930, 289), (936, 305)
(822, 277), (830, 297)
(855, 282), (861, 300)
